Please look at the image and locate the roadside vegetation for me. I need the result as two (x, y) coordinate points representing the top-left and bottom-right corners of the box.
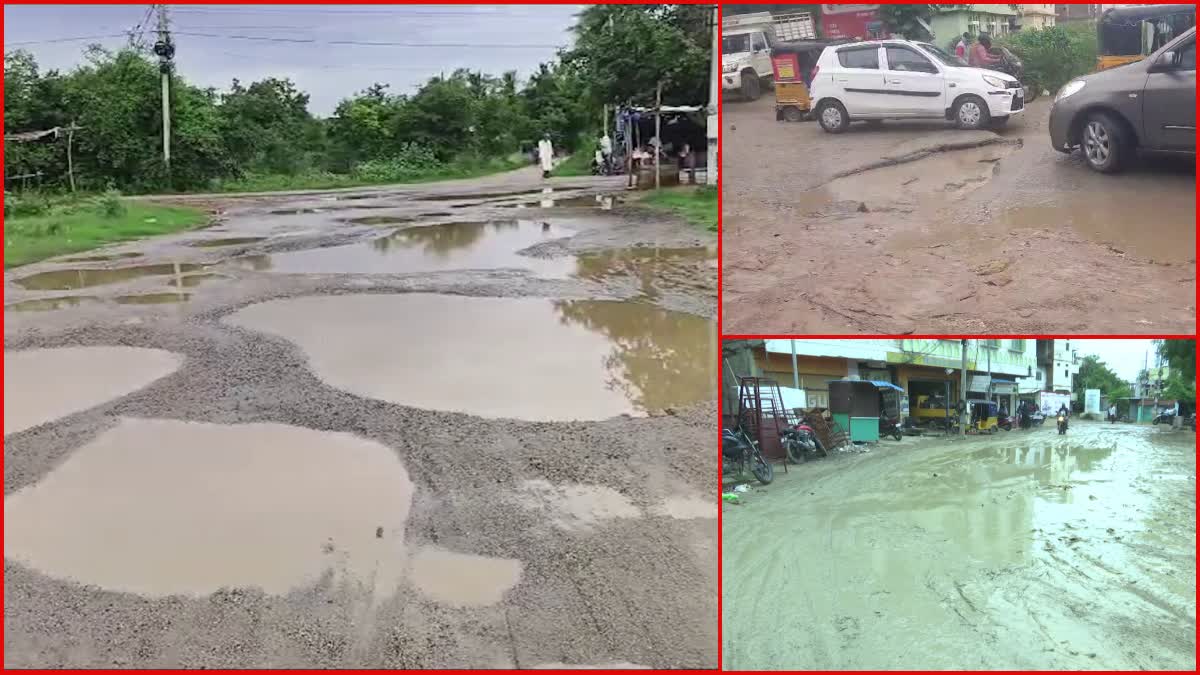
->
(4, 5), (710, 196)
(4, 191), (207, 267)
(639, 186), (717, 232)
(999, 23), (1098, 95)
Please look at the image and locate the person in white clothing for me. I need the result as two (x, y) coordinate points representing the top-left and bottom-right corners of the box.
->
(537, 134), (554, 179)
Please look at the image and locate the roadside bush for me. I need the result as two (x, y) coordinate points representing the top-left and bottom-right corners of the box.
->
(352, 144), (442, 182)
(5, 191), (52, 218)
(99, 189), (126, 218)
(1000, 24), (1098, 96)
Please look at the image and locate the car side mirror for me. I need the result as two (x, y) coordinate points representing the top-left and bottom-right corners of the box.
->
(1152, 50), (1180, 72)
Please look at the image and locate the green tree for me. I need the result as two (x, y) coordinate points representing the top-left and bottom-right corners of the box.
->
(1074, 355), (1132, 409)
(1156, 339), (1196, 402)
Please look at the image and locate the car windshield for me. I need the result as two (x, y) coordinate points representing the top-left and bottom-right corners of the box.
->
(916, 42), (968, 67)
(723, 34), (751, 53)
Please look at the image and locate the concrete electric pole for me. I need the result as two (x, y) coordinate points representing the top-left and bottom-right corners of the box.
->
(706, 4), (719, 186)
(152, 5), (175, 174)
(960, 339), (969, 436)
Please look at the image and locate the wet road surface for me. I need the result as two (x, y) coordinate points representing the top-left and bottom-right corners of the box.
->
(3, 168), (718, 668)
(722, 421), (1196, 670)
(722, 97), (1195, 334)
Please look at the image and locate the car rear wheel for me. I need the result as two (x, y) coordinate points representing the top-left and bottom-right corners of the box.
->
(1081, 112), (1130, 173)
(954, 95), (991, 130)
(817, 100), (850, 134)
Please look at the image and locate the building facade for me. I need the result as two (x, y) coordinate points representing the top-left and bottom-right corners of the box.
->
(1018, 4), (1057, 29)
(723, 339), (1038, 421)
(1035, 338), (1081, 395)
(930, 4), (1020, 47)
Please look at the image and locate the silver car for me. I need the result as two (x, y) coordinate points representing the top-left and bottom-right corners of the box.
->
(1049, 26), (1195, 173)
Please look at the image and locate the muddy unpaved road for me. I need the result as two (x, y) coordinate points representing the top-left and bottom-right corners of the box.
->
(3, 167), (718, 668)
(722, 421), (1196, 670)
(722, 97), (1196, 334)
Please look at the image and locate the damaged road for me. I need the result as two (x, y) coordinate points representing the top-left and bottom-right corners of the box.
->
(3, 167), (718, 669)
(722, 97), (1196, 334)
(722, 421), (1196, 670)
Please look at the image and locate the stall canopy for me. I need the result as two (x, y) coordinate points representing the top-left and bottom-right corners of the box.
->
(865, 380), (904, 392)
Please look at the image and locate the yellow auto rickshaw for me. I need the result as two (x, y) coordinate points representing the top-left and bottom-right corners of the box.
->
(1097, 4), (1195, 71)
(772, 39), (850, 122)
(968, 400), (999, 434)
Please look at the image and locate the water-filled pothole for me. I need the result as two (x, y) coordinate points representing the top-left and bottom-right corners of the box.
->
(14, 263), (204, 290)
(506, 194), (619, 210)
(3, 418), (414, 597)
(5, 296), (106, 312)
(226, 294), (716, 421)
(3, 347), (182, 435)
(252, 221), (575, 277)
(188, 237), (267, 248)
(168, 273), (229, 288)
(61, 252), (143, 263)
(114, 292), (192, 305)
(408, 546), (522, 607)
(423, 189), (543, 202)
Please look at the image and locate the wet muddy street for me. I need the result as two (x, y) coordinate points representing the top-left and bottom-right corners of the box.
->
(722, 97), (1196, 334)
(3, 168), (718, 668)
(722, 422), (1196, 670)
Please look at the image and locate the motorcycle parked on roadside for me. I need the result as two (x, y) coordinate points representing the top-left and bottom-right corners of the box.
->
(999, 413), (1015, 431)
(1152, 410), (1176, 425)
(723, 427), (774, 484)
(879, 416), (903, 441)
(782, 423), (827, 464)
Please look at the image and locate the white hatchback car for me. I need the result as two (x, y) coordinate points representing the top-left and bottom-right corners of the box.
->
(809, 39), (1025, 133)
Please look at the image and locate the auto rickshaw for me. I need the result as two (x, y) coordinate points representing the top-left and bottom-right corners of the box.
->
(1097, 4), (1195, 71)
(772, 39), (850, 122)
(968, 400), (999, 434)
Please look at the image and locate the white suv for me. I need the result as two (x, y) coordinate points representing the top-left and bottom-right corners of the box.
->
(809, 40), (1025, 133)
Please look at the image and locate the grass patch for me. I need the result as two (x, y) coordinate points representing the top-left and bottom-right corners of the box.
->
(4, 193), (208, 268)
(208, 154), (530, 194)
(551, 151), (594, 178)
(638, 186), (717, 232)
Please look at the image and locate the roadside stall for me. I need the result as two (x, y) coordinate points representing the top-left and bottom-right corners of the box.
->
(829, 379), (904, 442)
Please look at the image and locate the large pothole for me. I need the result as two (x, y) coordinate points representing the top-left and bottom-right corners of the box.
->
(4, 418), (415, 598)
(226, 294), (716, 421)
(3, 347), (182, 435)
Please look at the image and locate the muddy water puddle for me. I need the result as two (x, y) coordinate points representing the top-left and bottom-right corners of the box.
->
(113, 292), (192, 305)
(423, 188), (544, 202)
(5, 296), (106, 312)
(61, 252), (143, 263)
(345, 212), (454, 226)
(573, 245), (716, 295)
(4, 418), (415, 598)
(996, 196), (1195, 263)
(408, 547), (522, 606)
(4, 347), (182, 435)
(516, 479), (642, 531)
(168, 272), (230, 288)
(249, 220), (576, 277)
(188, 236), (266, 248)
(14, 263), (204, 290)
(226, 294), (716, 421)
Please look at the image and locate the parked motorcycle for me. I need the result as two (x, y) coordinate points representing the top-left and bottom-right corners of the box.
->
(1030, 410), (1046, 426)
(1152, 410), (1176, 425)
(1057, 413), (1068, 435)
(999, 414), (1015, 431)
(723, 427), (773, 484)
(782, 423), (827, 464)
(879, 416), (903, 441)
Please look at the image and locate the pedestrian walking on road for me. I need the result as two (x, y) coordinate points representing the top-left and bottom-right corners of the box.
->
(538, 133), (554, 179)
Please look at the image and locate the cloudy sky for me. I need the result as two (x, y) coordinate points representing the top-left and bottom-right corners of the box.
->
(1072, 339), (1162, 380)
(4, 4), (582, 115)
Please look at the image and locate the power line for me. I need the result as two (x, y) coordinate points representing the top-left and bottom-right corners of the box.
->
(7, 33), (130, 46)
(168, 6), (551, 17)
(171, 30), (563, 48)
